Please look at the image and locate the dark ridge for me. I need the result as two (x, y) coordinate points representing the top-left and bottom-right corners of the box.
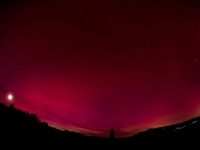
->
(0, 102), (200, 149)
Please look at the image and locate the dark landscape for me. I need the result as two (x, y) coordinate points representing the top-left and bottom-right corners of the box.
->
(1, 102), (200, 149)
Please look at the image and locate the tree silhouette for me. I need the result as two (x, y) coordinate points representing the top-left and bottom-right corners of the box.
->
(9, 104), (14, 109)
(110, 129), (115, 139)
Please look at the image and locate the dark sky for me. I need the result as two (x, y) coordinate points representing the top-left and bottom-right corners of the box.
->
(0, 0), (200, 138)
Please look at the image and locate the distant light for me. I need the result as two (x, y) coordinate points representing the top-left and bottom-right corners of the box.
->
(8, 94), (13, 101)
(192, 120), (198, 124)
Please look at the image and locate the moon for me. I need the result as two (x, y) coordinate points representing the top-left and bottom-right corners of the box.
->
(8, 94), (13, 101)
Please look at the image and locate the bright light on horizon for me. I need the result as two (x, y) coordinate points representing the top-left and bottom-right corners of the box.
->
(8, 94), (13, 101)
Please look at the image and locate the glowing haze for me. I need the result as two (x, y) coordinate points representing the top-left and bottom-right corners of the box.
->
(0, 0), (200, 137)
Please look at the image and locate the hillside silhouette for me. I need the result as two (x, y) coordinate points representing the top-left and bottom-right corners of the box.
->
(0, 102), (200, 149)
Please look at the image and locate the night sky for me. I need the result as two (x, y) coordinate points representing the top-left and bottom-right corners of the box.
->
(0, 0), (200, 138)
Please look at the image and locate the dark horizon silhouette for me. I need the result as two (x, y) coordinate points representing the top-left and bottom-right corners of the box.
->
(1, 101), (200, 149)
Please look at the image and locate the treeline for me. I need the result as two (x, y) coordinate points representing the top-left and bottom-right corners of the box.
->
(0, 103), (109, 149)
